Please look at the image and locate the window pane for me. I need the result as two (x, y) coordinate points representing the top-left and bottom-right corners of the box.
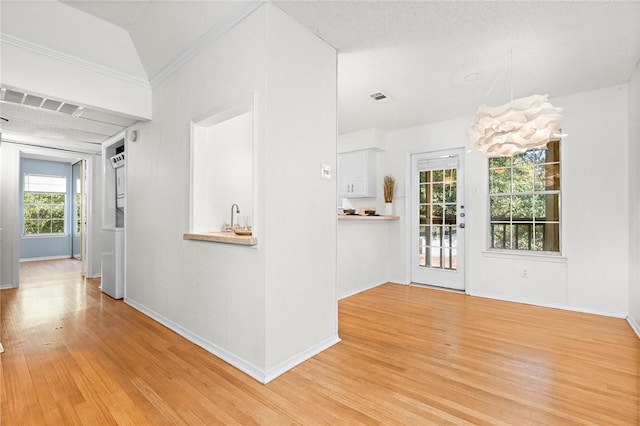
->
(431, 226), (442, 247)
(38, 220), (51, 233)
(489, 157), (512, 168)
(490, 196), (510, 220)
(512, 195), (533, 219)
(420, 225), (430, 242)
(420, 205), (430, 224)
(444, 226), (457, 248)
(512, 164), (534, 192)
(444, 183), (456, 203)
(444, 205), (456, 225)
(445, 168), (457, 181)
(419, 171), (430, 184)
(430, 247), (442, 268)
(432, 170), (444, 182)
(489, 168), (511, 194)
(534, 224), (545, 251)
(432, 183), (444, 202)
(51, 220), (65, 233)
(533, 163), (560, 191)
(514, 224), (533, 250)
(491, 223), (513, 249)
(24, 220), (38, 234)
(37, 206), (51, 219)
(534, 194), (560, 221)
(419, 184), (428, 203)
(51, 193), (65, 204)
(431, 205), (443, 224)
(51, 205), (65, 219)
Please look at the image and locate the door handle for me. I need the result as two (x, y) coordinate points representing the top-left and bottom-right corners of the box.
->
(459, 223), (465, 228)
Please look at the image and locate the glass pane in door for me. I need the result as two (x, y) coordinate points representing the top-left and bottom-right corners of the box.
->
(418, 168), (457, 271)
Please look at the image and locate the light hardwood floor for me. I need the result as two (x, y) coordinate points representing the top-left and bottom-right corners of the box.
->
(1, 259), (638, 424)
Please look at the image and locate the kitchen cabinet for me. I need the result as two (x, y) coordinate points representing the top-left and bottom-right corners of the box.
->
(338, 149), (377, 198)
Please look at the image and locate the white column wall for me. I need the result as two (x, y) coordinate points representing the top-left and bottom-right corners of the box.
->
(263, 5), (338, 374)
(0, 144), (20, 288)
(124, 4), (338, 381)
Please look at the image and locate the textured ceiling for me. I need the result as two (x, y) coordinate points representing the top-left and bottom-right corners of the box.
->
(2, 0), (639, 147)
(0, 86), (137, 154)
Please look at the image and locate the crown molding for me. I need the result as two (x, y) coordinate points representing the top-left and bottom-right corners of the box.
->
(1, 0), (265, 92)
(0, 32), (151, 89)
(149, 0), (265, 88)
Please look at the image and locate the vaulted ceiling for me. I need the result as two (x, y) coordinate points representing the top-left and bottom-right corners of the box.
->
(1, 0), (639, 151)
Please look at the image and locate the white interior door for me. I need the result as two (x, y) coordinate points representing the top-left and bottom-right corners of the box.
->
(411, 149), (465, 290)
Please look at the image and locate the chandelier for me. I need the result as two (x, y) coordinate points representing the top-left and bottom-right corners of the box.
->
(468, 94), (565, 157)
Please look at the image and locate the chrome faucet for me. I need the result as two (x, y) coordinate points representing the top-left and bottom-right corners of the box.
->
(230, 203), (240, 229)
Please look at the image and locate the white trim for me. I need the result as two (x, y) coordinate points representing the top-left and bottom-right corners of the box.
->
(627, 316), (640, 339)
(0, 33), (150, 89)
(482, 250), (567, 263)
(338, 281), (385, 300)
(149, 0), (264, 88)
(124, 297), (267, 383)
(263, 335), (341, 384)
(20, 255), (71, 262)
(468, 289), (628, 319)
(0, 284), (15, 290)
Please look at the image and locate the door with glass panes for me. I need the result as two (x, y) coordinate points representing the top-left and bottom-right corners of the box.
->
(411, 149), (465, 290)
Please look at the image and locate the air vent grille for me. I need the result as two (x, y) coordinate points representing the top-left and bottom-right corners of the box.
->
(369, 91), (388, 101)
(0, 86), (84, 117)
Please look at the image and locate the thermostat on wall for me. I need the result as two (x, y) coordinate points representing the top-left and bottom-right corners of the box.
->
(110, 152), (125, 168)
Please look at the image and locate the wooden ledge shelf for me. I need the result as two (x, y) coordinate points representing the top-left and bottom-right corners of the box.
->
(183, 232), (258, 246)
(338, 215), (400, 221)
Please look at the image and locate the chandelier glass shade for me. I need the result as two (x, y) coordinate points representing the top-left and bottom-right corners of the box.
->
(468, 94), (565, 157)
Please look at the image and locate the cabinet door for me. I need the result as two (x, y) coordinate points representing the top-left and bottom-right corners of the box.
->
(337, 154), (354, 197)
(337, 150), (376, 198)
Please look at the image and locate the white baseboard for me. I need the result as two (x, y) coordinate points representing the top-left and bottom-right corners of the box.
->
(264, 334), (341, 384)
(338, 281), (386, 300)
(627, 316), (640, 339)
(467, 289), (627, 319)
(19, 255), (71, 262)
(0, 283), (14, 290)
(124, 297), (266, 382)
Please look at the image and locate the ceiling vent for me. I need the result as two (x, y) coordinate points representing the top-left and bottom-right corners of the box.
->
(0, 86), (85, 117)
(369, 91), (388, 101)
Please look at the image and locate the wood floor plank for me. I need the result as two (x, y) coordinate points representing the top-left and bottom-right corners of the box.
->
(1, 259), (638, 424)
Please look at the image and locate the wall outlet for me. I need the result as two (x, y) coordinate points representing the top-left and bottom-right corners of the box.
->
(521, 268), (528, 278)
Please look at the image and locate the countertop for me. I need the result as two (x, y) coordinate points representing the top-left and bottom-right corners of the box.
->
(338, 215), (400, 221)
(183, 231), (258, 246)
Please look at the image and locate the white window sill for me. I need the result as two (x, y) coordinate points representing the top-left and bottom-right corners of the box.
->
(22, 233), (68, 239)
(482, 249), (567, 263)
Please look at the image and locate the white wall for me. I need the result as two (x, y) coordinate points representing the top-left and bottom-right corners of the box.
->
(628, 63), (640, 334)
(263, 4), (338, 374)
(382, 85), (630, 317)
(124, 3), (338, 382)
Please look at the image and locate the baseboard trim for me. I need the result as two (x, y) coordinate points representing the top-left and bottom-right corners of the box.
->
(467, 289), (627, 319)
(627, 316), (640, 339)
(338, 281), (385, 300)
(124, 297), (266, 383)
(20, 255), (71, 262)
(263, 334), (341, 384)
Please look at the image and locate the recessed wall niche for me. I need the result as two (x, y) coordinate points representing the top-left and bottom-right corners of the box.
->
(190, 99), (254, 233)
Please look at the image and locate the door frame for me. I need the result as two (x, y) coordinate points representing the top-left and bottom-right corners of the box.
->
(10, 144), (96, 288)
(405, 147), (466, 291)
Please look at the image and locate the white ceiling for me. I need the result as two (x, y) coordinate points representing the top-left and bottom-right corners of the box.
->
(1, 0), (639, 145)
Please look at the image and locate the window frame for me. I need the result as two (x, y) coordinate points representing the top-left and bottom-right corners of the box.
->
(487, 140), (562, 256)
(22, 173), (68, 237)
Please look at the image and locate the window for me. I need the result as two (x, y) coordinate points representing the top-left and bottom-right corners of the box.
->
(488, 140), (560, 252)
(23, 174), (67, 235)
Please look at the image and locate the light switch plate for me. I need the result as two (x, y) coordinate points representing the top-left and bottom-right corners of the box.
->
(321, 164), (332, 180)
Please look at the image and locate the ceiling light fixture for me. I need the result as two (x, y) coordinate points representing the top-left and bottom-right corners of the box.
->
(468, 52), (565, 157)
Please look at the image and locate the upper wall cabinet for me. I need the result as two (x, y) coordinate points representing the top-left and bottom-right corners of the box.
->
(338, 149), (377, 198)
